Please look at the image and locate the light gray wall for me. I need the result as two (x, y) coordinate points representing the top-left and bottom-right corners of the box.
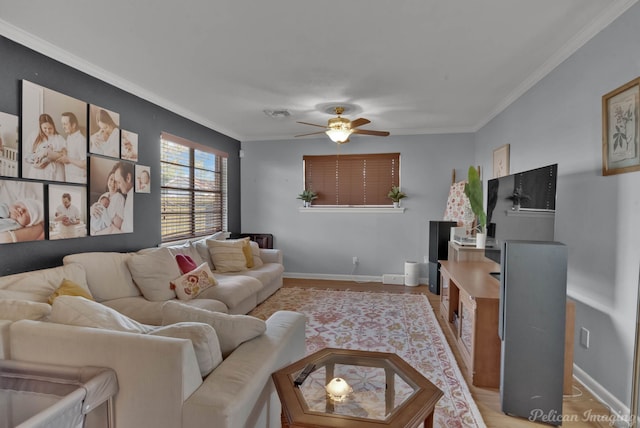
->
(240, 134), (474, 278)
(475, 3), (640, 410)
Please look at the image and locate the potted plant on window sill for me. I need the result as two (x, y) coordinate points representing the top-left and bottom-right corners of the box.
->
(297, 189), (318, 207)
(463, 166), (487, 249)
(388, 186), (407, 208)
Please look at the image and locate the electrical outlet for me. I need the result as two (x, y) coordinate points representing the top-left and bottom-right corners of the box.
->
(352, 256), (359, 265)
(423, 255), (429, 263)
(580, 327), (590, 348)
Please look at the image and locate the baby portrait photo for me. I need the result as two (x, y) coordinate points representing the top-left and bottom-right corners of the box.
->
(89, 156), (134, 235)
(0, 179), (45, 244)
(48, 184), (87, 240)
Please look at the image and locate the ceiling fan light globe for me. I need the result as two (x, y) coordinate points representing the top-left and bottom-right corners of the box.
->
(326, 128), (353, 143)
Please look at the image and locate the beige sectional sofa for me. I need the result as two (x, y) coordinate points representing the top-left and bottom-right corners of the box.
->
(0, 235), (306, 428)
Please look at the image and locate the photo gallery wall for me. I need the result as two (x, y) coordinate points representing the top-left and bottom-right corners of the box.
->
(0, 80), (151, 244)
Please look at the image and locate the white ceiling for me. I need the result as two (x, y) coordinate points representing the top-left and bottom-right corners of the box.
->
(0, 0), (636, 142)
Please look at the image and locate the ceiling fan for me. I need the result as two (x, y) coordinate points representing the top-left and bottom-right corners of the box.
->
(295, 107), (390, 144)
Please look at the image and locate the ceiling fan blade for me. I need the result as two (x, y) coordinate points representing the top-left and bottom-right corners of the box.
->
(295, 131), (327, 138)
(353, 129), (390, 137)
(350, 118), (371, 128)
(296, 121), (328, 129)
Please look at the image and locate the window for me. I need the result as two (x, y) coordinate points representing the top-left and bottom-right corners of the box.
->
(160, 132), (227, 242)
(303, 153), (400, 206)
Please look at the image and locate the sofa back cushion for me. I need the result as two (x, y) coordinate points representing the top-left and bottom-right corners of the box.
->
(64, 252), (140, 302)
(126, 247), (180, 301)
(50, 295), (154, 333)
(0, 300), (51, 321)
(0, 263), (89, 303)
(149, 323), (222, 377)
(162, 300), (266, 358)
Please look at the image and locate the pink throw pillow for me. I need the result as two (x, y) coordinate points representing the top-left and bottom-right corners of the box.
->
(176, 254), (198, 274)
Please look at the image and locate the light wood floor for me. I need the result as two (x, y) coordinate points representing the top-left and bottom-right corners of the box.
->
(283, 278), (614, 427)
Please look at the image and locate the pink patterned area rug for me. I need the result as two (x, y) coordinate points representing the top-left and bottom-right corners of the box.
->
(250, 287), (486, 428)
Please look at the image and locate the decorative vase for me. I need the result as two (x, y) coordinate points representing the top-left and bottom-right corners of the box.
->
(476, 232), (486, 249)
(393, 201), (400, 208)
(304, 201), (311, 208)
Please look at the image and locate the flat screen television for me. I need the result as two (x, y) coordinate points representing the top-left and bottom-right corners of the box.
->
(484, 164), (558, 264)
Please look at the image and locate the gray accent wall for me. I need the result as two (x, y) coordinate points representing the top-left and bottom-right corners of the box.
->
(0, 36), (241, 275)
(240, 134), (475, 278)
(474, 2), (640, 412)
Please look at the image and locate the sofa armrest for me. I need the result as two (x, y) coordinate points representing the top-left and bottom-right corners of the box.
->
(259, 248), (282, 264)
(9, 320), (203, 428)
(183, 310), (306, 428)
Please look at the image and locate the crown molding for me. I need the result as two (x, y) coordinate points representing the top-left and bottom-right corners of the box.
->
(0, 19), (241, 142)
(474, 0), (639, 132)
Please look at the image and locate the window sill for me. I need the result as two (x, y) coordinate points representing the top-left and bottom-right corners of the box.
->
(298, 206), (406, 214)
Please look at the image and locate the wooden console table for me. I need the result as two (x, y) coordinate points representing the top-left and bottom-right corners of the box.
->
(439, 260), (574, 392)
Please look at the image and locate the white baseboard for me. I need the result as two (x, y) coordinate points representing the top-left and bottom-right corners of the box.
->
(283, 272), (429, 285)
(573, 364), (632, 427)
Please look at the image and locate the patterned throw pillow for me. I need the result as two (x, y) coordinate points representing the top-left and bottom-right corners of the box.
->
(170, 263), (217, 300)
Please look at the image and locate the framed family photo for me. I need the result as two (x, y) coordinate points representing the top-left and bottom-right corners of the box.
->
(48, 184), (87, 240)
(22, 80), (88, 184)
(602, 77), (640, 176)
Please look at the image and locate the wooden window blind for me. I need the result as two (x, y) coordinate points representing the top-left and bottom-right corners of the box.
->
(303, 153), (400, 206)
(160, 132), (228, 242)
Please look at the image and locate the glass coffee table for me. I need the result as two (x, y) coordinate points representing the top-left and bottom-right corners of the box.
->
(272, 348), (443, 427)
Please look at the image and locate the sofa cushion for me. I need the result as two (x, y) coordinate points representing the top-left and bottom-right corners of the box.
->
(162, 301), (266, 357)
(48, 278), (94, 304)
(126, 247), (180, 301)
(193, 231), (229, 269)
(50, 295), (154, 334)
(206, 239), (248, 273)
(0, 299), (51, 321)
(0, 263), (90, 303)
(170, 263), (217, 300)
(165, 240), (204, 266)
(197, 274), (262, 310)
(149, 322), (222, 377)
(63, 253), (140, 302)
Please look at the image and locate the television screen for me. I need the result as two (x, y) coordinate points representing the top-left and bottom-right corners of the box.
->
(484, 164), (557, 263)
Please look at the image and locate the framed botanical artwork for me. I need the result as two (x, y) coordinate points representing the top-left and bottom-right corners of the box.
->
(22, 80), (88, 183)
(0, 111), (19, 178)
(89, 105), (120, 159)
(48, 184), (87, 240)
(493, 144), (510, 178)
(602, 77), (640, 176)
(135, 164), (150, 193)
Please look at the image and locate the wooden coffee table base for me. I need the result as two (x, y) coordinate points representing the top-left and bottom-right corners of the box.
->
(273, 348), (443, 428)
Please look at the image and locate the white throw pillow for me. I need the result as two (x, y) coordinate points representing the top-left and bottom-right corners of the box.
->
(206, 239), (247, 273)
(162, 300), (266, 357)
(63, 253), (140, 302)
(50, 295), (154, 334)
(166, 241), (204, 266)
(126, 247), (180, 301)
(170, 263), (217, 300)
(0, 299), (51, 321)
(149, 322), (222, 377)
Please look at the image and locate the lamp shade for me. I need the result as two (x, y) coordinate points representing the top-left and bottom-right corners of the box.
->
(325, 377), (352, 401)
